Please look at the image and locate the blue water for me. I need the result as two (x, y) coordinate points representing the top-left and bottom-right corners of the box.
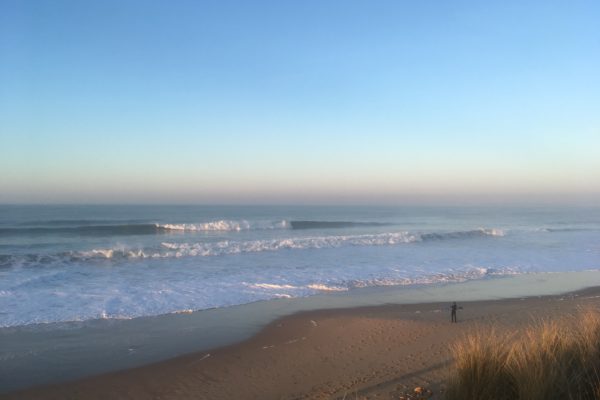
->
(1, 205), (599, 327)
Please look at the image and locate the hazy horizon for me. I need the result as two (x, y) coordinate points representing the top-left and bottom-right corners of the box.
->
(2, 195), (599, 207)
(1, 1), (599, 205)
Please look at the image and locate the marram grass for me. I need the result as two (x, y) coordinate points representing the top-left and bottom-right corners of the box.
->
(445, 309), (600, 400)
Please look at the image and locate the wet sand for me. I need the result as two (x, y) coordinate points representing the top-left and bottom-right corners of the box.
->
(4, 286), (600, 400)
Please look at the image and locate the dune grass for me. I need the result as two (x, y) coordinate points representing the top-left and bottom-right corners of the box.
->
(445, 309), (600, 400)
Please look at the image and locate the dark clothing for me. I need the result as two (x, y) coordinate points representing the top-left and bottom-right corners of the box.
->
(451, 303), (457, 323)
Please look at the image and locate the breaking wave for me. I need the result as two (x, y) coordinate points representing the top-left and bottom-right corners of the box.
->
(1, 228), (505, 267)
(95, 231), (420, 259)
(157, 220), (288, 231)
(157, 219), (391, 231)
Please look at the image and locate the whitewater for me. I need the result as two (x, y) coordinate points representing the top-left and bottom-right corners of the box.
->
(1, 205), (599, 328)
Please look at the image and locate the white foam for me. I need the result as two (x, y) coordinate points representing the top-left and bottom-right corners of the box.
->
(157, 220), (288, 232)
(249, 283), (299, 290)
(88, 249), (115, 258)
(482, 228), (505, 237)
(247, 282), (348, 293)
(306, 284), (348, 292)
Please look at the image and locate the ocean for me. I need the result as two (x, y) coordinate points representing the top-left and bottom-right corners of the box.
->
(1, 204), (599, 328)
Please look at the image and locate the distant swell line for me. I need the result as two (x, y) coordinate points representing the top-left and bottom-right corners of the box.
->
(0, 219), (395, 236)
(288, 221), (390, 229)
(0, 220), (287, 236)
(0, 224), (161, 237)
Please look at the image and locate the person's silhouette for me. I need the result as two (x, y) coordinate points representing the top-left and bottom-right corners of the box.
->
(451, 302), (458, 323)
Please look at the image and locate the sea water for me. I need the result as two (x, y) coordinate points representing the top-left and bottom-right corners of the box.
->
(1, 205), (599, 328)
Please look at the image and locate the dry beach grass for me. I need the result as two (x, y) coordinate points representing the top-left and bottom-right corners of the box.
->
(446, 309), (600, 400)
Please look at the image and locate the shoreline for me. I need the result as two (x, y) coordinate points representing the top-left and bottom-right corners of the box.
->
(3, 271), (600, 398)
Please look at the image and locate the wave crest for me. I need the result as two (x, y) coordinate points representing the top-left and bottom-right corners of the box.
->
(156, 232), (419, 258)
(2, 228), (505, 266)
(420, 228), (504, 241)
(157, 220), (288, 232)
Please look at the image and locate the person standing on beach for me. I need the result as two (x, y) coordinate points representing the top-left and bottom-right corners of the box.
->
(451, 302), (458, 323)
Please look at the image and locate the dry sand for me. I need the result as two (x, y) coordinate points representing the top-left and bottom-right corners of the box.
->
(4, 287), (600, 400)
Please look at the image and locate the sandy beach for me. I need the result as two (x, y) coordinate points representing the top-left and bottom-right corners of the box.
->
(4, 284), (600, 400)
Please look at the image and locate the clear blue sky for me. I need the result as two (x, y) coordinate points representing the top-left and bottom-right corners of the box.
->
(1, 0), (599, 204)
